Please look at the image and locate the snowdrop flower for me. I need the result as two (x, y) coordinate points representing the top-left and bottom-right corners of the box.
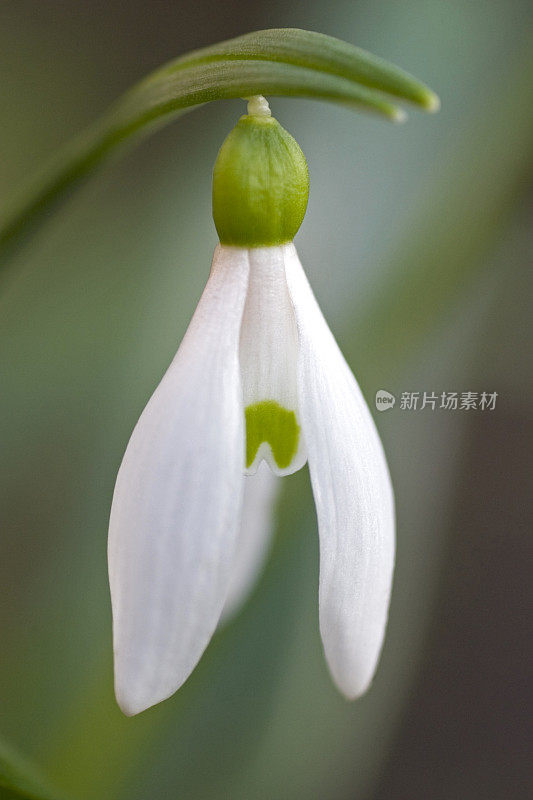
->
(108, 96), (395, 716)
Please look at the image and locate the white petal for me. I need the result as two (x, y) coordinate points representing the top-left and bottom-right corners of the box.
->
(221, 463), (280, 621)
(285, 244), (395, 699)
(239, 246), (307, 476)
(108, 245), (249, 715)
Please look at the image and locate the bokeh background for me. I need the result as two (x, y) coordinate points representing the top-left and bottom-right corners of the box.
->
(1, 1), (532, 798)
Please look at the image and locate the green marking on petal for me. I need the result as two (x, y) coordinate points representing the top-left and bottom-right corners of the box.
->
(245, 400), (300, 469)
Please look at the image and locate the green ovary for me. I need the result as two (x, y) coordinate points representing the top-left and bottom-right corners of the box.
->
(245, 401), (300, 470)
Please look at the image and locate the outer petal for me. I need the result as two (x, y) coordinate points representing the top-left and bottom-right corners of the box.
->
(285, 244), (395, 699)
(221, 463), (280, 621)
(108, 245), (249, 715)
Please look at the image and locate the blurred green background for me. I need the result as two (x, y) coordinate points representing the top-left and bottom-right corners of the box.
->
(1, 1), (532, 798)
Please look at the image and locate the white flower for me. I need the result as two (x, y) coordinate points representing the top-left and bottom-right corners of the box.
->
(108, 242), (395, 715)
(108, 98), (395, 716)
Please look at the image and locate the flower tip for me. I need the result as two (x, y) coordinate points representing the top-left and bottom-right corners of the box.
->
(115, 685), (149, 717)
(331, 666), (375, 702)
(392, 107), (408, 124)
(118, 702), (142, 718)
(114, 675), (167, 717)
(424, 91), (441, 113)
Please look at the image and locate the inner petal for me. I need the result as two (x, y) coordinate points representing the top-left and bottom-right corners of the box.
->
(239, 246), (307, 476)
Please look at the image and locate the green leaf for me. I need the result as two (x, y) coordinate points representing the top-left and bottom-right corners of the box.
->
(174, 28), (439, 110)
(0, 28), (438, 265)
(0, 737), (67, 800)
